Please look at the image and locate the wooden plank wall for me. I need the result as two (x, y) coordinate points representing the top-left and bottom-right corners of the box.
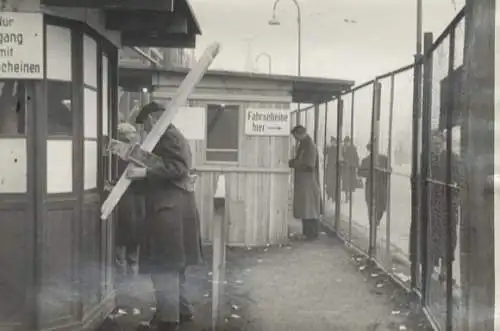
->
(188, 101), (291, 247)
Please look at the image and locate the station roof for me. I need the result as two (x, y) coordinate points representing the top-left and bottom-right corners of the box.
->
(41, 0), (201, 48)
(119, 66), (355, 104)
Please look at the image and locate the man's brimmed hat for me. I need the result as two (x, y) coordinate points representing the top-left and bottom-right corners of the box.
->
(135, 101), (165, 124)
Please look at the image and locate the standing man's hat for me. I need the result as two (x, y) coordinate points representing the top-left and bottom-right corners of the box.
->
(135, 101), (165, 124)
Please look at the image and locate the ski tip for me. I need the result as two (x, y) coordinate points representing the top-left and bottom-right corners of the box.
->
(206, 42), (221, 57)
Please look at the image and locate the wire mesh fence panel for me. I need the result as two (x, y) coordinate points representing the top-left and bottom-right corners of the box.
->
(451, 16), (466, 330)
(323, 99), (338, 230)
(317, 103), (327, 209)
(389, 68), (415, 286)
(306, 106), (315, 138)
(299, 109), (307, 127)
(374, 75), (393, 271)
(425, 34), (451, 331)
(335, 94), (351, 240)
(349, 83), (373, 253)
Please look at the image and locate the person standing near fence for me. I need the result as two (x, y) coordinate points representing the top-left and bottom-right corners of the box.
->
(341, 136), (360, 202)
(358, 142), (389, 227)
(289, 125), (322, 240)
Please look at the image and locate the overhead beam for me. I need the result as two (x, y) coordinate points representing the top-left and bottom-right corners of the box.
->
(105, 10), (189, 34)
(41, 0), (174, 11)
(121, 32), (196, 48)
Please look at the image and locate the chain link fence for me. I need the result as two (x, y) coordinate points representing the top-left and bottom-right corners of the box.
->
(289, 7), (466, 330)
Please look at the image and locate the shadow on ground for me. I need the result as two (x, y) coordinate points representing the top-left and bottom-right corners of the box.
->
(97, 231), (433, 331)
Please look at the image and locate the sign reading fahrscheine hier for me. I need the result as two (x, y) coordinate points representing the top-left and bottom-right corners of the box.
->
(245, 108), (290, 136)
(0, 13), (43, 79)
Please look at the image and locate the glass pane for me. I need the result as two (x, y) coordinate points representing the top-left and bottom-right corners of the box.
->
(102, 54), (109, 136)
(84, 88), (98, 139)
(0, 138), (27, 193)
(46, 25), (72, 82)
(206, 150), (238, 162)
(47, 140), (72, 193)
(0, 81), (25, 135)
(84, 35), (97, 88)
(206, 104), (239, 149)
(84, 140), (97, 190)
(47, 81), (72, 136)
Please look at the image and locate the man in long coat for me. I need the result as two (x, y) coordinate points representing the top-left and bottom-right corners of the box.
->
(127, 102), (203, 331)
(341, 136), (360, 202)
(289, 125), (322, 240)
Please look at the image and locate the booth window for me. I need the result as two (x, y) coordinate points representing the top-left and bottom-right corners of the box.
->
(83, 35), (98, 191)
(46, 25), (73, 194)
(0, 81), (26, 135)
(46, 26), (73, 136)
(206, 104), (239, 162)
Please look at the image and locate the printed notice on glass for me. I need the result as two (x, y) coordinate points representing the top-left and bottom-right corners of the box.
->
(245, 108), (290, 136)
(0, 12), (43, 79)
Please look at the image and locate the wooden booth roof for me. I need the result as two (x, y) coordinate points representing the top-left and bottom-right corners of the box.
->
(119, 66), (355, 104)
(41, 0), (201, 48)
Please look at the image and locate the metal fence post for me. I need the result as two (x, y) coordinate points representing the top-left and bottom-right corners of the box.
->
(335, 99), (344, 234)
(410, 42), (424, 293)
(445, 25), (456, 331)
(385, 74), (396, 271)
(322, 102), (329, 216)
(348, 92), (355, 242)
(420, 32), (434, 305)
(369, 81), (382, 258)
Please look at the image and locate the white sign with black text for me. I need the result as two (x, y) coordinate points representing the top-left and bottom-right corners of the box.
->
(0, 12), (43, 79)
(245, 108), (290, 136)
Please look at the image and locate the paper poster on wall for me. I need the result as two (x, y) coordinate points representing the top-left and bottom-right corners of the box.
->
(0, 12), (44, 79)
(171, 107), (206, 140)
(245, 108), (290, 136)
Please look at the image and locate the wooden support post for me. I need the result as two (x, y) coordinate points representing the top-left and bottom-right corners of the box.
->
(212, 174), (227, 330)
(462, 0), (495, 329)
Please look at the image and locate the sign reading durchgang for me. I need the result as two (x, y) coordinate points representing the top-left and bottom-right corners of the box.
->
(245, 108), (290, 136)
(0, 13), (43, 79)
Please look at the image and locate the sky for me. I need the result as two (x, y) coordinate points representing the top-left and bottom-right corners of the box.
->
(189, 0), (465, 84)
(188, 0), (466, 150)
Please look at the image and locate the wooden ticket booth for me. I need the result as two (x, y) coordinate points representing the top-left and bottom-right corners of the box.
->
(0, 1), (200, 330)
(119, 67), (353, 247)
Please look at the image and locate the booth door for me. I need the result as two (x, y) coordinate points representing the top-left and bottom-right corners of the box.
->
(0, 80), (35, 330)
(40, 21), (118, 328)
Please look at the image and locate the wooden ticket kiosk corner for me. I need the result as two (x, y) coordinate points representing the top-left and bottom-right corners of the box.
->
(119, 66), (354, 248)
(0, 1), (200, 330)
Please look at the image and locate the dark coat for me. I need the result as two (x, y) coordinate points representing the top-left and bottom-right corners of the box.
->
(137, 125), (203, 274)
(289, 135), (321, 220)
(341, 144), (360, 193)
(358, 153), (389, 225)
(116, 159), (145, 247)
(325, 145), (339, 201)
